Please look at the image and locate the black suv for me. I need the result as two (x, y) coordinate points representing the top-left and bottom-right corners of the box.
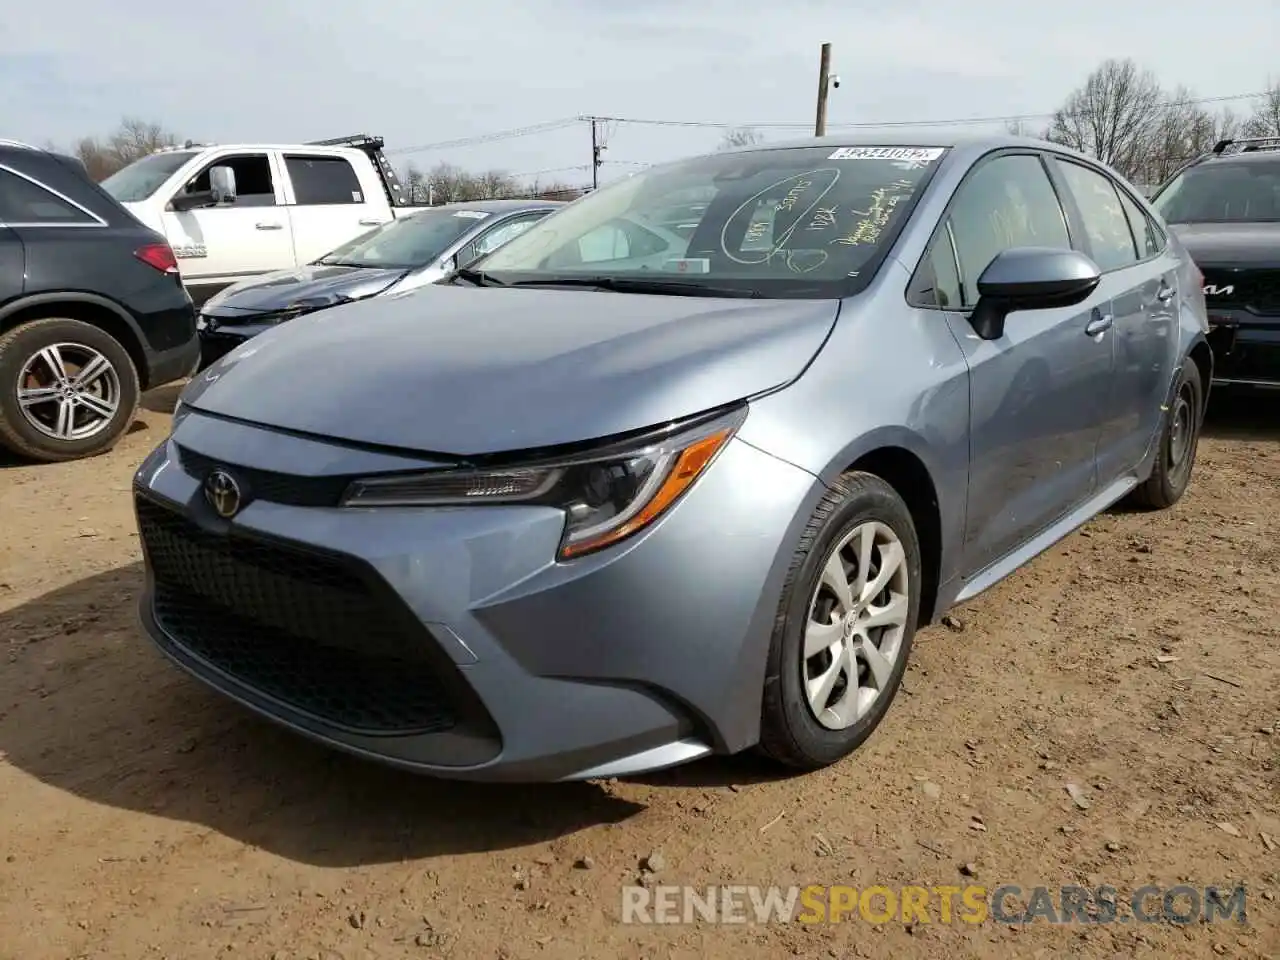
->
(1151, 137), (1280, 389)
(0, 141), (199, 462)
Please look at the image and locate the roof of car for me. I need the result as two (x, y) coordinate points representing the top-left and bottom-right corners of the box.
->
(0, 140), (44, 164)
(1199, 149), (1280, 166)
(414, 198), (565, 214)
(722, 131), (1055, 153)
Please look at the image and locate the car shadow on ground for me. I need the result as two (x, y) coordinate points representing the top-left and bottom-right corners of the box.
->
(0, 564), (646, 868)
(1202, 387), (1280, 441)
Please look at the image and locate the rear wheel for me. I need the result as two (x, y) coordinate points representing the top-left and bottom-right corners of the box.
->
(759, 472), (922, 769)
(0, 318), (140, 463)
(1129, 357), (1203, 510)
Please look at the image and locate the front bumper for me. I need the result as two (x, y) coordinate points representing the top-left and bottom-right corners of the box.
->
(131, 412), (820, 781)
(196, 318), (274, 371)
(1206, 312), (1280, 389)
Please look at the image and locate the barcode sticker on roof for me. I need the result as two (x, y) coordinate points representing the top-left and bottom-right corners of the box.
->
(827, 147), (945, 165)
(454, 211), (490, 219)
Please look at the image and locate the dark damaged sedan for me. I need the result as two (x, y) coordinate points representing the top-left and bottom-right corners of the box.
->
(195, 199), (560, 368)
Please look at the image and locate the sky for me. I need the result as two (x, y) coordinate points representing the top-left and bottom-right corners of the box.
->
(4, 0), (1278, 190)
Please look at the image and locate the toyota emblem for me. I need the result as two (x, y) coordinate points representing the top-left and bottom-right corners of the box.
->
(204, 469), (243, 518)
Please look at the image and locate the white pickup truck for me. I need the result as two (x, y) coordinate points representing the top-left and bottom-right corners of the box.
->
(98, 135), (420, 305)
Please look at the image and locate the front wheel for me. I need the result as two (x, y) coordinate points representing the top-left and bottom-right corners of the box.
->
(0, 318), (140, 463)
(1129, 356), (1204, 510)
(758, 471), (922, 770)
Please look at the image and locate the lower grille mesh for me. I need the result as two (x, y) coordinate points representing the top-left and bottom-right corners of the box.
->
(137, 495), (459, 734)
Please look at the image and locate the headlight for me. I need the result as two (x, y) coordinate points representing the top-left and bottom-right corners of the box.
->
(341, 405), (746, 559)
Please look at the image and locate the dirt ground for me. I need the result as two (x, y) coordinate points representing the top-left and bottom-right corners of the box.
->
(1, 385), (1277, 960)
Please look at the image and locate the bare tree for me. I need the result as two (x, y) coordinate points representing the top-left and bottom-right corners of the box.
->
(399, 161), (584, 204)
(1242, 82), (1280, 138)
(73, 117), (181, 181)
(1046, 59), (1165, 180)
(718, 127), (763, 151)
(1139, 87), (1239, 184)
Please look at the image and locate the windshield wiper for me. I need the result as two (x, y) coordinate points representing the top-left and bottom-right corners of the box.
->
(314, 258), (373, 268)
(452, 267), (506, 287)
(507, 276), (762, 298)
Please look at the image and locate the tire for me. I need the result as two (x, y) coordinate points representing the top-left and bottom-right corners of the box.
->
(759, 471), (923, 770)
(0, 317), (140, 463)
(1128, 356), (1204, 510)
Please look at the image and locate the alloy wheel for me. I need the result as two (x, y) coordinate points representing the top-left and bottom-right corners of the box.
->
(16, 342), (122, 442)
(802, 521), (910, 730)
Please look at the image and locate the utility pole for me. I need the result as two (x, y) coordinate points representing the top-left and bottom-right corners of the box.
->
(814, 42), (832, 137)
(590, 118), (603, 190)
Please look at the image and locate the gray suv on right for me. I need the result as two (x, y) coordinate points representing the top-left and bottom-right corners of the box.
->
(133, 133), (1211, 782)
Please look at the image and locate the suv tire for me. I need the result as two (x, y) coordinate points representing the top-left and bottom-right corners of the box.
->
(0, 317), (140, 463)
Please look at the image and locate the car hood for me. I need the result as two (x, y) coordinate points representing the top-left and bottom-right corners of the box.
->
(182, 284), (841, 456)
(202, 265), (408, 318)
(1167, 222), (1280, 266)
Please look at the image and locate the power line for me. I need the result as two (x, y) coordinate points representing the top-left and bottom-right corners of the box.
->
(470, 160), (649, 180)
(386, 118), (580, 156)
(384, 88), (1270, 160)
(580, 90), (1272, 132)
(509, 163), (590, 179)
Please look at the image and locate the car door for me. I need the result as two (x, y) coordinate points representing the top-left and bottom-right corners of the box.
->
(1051, 156), (1178, 483)
(455, 211), (551, 268)
(919, 151), (1114, 578)
(0, 224), (23, 299)
(282, 153), (384, 266)
(162, 151), (295, 304)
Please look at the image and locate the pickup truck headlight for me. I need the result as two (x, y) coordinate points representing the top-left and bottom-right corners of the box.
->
(341, 405), (746, 559)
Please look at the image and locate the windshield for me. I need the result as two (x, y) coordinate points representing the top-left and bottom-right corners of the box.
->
(476, 145), (946, 297)
(1152, 160), (1280, 223)
(99, 151), (198, 202)
(316, 208), (492, 269)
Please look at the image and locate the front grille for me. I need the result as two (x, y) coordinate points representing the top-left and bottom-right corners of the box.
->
(1201, 267), (1280, 316)
(177, 445), (353, 507)
(137, 495), (459, 734)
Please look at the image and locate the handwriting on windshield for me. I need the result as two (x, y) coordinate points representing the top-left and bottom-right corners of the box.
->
(721, 168), (843, 274)
(806, 206), (838, 231)
(831, 179), (915, 247)
(722, 170), (920, 271)
(776, 179), (814, 214)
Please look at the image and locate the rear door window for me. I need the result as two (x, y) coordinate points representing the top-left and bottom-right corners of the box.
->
(0, 168), (100, 225)
(285, 155), (364, 205)
(1057, 160), (1139, 271)
(1115, 188), (1164, 259)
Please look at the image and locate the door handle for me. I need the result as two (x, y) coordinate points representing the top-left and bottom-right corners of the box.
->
(1086, 313), (1113, 337)
(255, 221), (283, 230)
(358, 218), (387, 226)
(1156, 283), (1176, 303)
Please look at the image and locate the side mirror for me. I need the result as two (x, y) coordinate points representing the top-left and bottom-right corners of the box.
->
(209, 165), (237, 205)
(969, 247), (1101, 341)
